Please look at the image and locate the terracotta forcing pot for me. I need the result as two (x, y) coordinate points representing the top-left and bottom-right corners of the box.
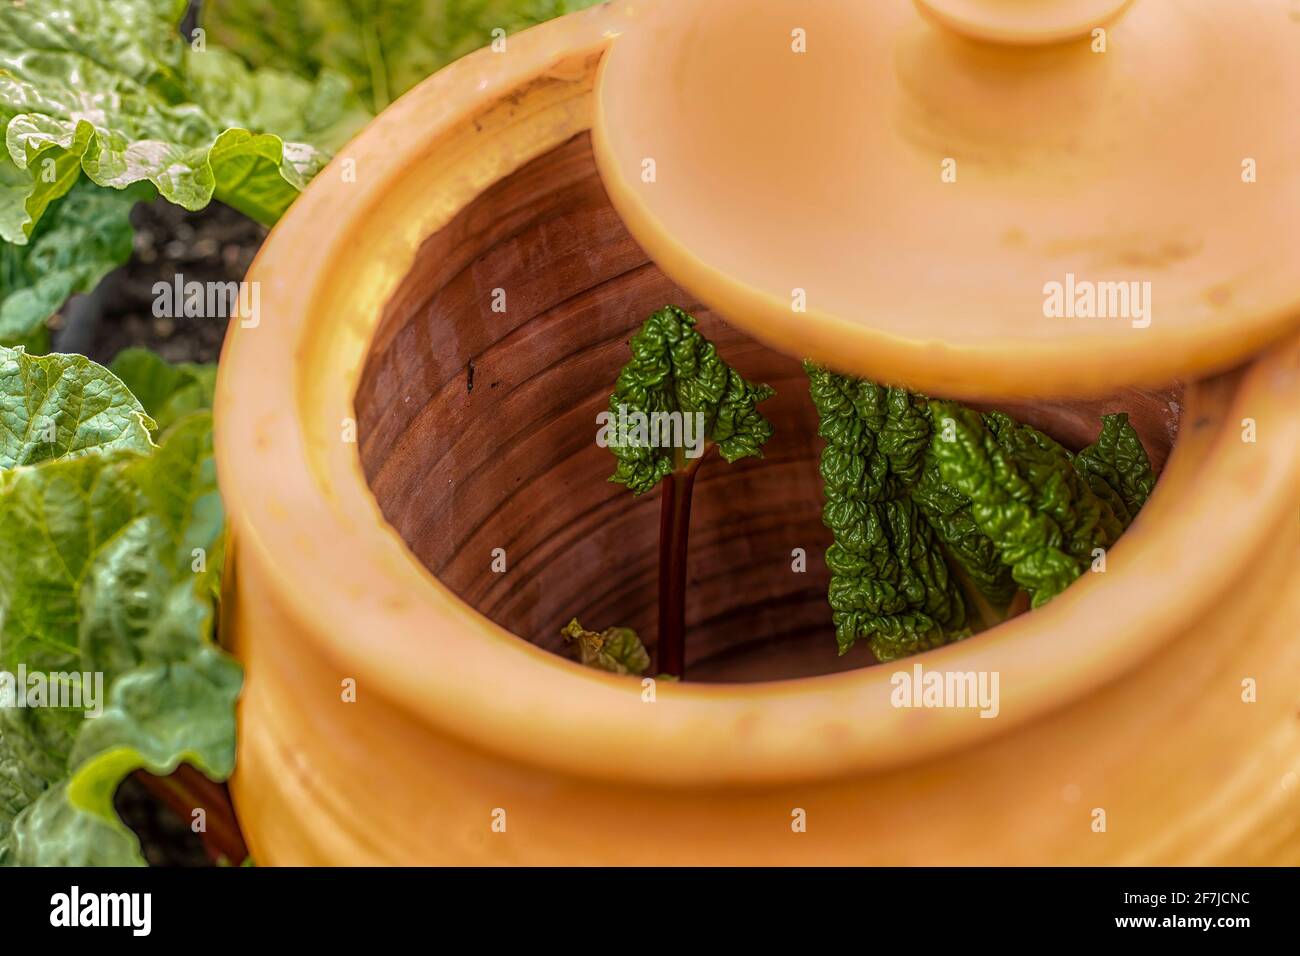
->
(215, 6), (1300, 864)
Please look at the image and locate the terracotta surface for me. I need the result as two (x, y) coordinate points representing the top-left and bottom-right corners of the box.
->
(216, 7), (1300, 864)
(593, 0), (1300, 398)
(913, 0), (1136, 44)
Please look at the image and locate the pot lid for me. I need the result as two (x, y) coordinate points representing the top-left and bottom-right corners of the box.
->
(591, 0), (1300, 398)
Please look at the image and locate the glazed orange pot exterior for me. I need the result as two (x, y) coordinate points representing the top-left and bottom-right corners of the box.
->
(215, 7), (1300, 864)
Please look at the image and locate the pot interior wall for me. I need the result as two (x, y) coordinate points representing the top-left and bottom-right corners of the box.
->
(355, 133), (1180, 682)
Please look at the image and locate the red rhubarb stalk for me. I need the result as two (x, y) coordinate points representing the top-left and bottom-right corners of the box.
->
(657, 455), (704, 678)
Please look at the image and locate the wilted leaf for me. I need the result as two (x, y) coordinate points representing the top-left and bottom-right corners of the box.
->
(560, 618), (650, 676)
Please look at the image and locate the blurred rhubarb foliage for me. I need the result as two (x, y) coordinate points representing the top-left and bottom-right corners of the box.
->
(0, 181), (154, 354)
(0, 346), (237, 865)
(0, 0), (368, 347)
(201, 0), (604, 113)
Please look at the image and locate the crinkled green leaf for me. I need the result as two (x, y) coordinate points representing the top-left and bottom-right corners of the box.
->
(929, 404), (1127, 609)
(0, 179), (152, 352)
(912, 452), (1018, 611)
(806, 364), (1156, 658)
(0, 409), (240, 866)
(0, 0), (358, 241)
(560, 618), (650, 676)
(110, 347), (216, 433)
(805, 362), (968, 661)
(202, 0), (605, 113)
(607, 306), (774, 496)
(1073, 412), (1155, 528)
(0, 346), (155, 468)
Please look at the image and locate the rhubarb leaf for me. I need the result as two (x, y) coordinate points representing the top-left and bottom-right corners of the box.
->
(606, 306), (774, 495)
(186, 48), (369, 155)
(807, 364), (1156, 657)
(6, 640), (240, 866)
(805, 363), (969, 660)
(928, 404), (1127, 608)
(201, 0), (606, 114)
(110, 348), (217, 434)
(912, 454), (1019, 611)
(0, 179), (152, 352)
(0, 409), (239, 866)
(1073, 412), (1155, 528)
(0, 346), (155, 468)
(0, 0), (363, 241)
(560, 618), (650, 676)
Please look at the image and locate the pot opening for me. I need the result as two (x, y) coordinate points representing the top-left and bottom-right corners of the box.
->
(354, 133), (1182, 683)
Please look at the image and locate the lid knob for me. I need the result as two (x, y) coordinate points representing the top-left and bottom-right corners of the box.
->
(913, 0), (1135, 45)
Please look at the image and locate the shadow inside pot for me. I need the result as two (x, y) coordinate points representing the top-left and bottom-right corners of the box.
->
(354, 133), (1181, 682)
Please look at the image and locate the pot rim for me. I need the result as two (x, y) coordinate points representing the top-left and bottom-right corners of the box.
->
(214, 7), (1300, 787)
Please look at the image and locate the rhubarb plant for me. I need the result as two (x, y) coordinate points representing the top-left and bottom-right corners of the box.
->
(0, 346), (241, 866)
(0, 0), (593, 351)
(0, 0), (369, 348)
(0, 0), (368, 244)
(807, 362), (1155, 661)
(597, 306), (774, 677)
(0, 181), (154, 354)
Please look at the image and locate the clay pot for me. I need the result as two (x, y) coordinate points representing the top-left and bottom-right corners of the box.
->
(215, 6), (1300, 863)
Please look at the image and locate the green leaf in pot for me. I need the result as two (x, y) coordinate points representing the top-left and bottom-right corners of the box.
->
(606, 305), (775, 496)
(598, 305), (775, 679)
(1073, 412), (1156, 527)
(928, 403), (1130, 609)
(805, 362), (972, 661)
(806, 363), (1157, 659)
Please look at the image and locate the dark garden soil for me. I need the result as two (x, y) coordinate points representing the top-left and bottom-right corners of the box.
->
(114, 775), (213, 867)
(79, 198), (265, 367)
